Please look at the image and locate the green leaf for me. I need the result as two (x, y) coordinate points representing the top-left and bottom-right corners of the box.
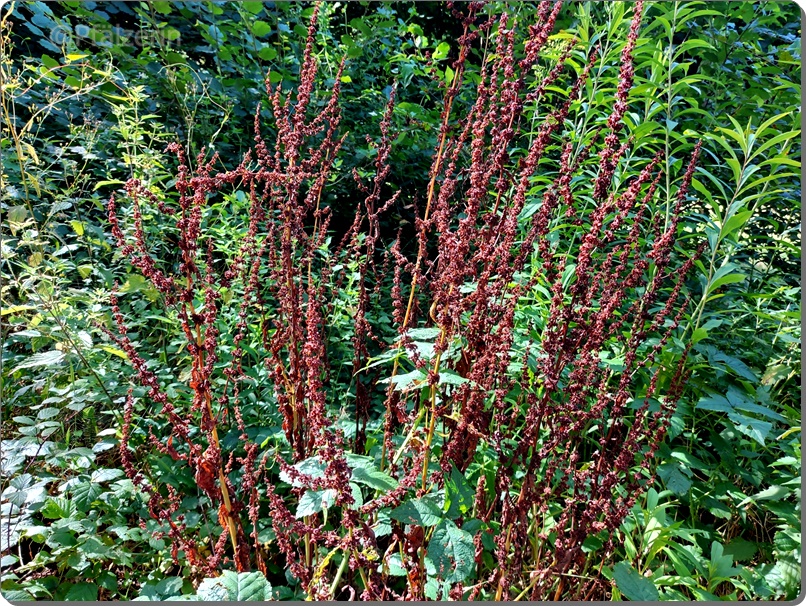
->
(719, 118), (748, 155)
(727, 412), (772, 446)
(720, 210), (753, 240)
(707, 272), (746, 294)
(696, 394), (732, 413)
(258, 46), (277, 61)
(425, 519), (475, 583)
(729, 400), (786, 423)
(243, 1), (264, 14)
(412, 341), (435, 360)
(373, 509), (392, 538)
(432, 41), (450, 60)
(673, 39), (713, 56)
(46, 528), (77, 548)
(613, 562), (659, 601)
(386, 553), (408, 576)
(658, 465), (691, 496)
(773, 529), (800, 554)
(1, 589), (34, 601)
(70, 481), (104, 510)
(762, 364), (791, 386)
(708, 542), (739, 583)
(444, 466), (474, 518)
(351, 467), (398, 491)
(582, 533), (604, 553)
(764, 554), (800, 599)
(91, 468), (125, 483)
(207, 24), (225, 44)
(691, 327), (708, 344)
(99, 345), (128, 359)
(295, 489), (336, 518)
(81, 536), (110, 559)
(11, 349), (66, 373)
(155, 577), (184, 597)
(382, 369), (427, 392)
(344, 453), (373, 469)
(406, 327), (442, 341)
(438, 370), (468, 386)
(723, 537), (758, 563)
(753, 485), (790, 502)
(724, 386), (785, 422)
(700, 346), (758, 381)
(40, 497), (75, 519)
(349, 482), (364, 509)
(152, 1), (172, 14)
(770, 456), (799, 467)
(197, 571), (272, 601)
(1, 304), (37, 316)
(252, 20), (271, 37)
(93, 179), (127, 191)
(391, 495), (444, 527)
(64, 582), (98, 601)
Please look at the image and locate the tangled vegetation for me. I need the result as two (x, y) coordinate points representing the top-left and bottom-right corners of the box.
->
(1, 0), (800, 601)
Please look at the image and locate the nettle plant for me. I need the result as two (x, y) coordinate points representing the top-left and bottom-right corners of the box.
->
(104, 1), (704, 600)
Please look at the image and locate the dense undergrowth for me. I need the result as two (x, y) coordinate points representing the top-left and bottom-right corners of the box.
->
(0, 1), (801, 601)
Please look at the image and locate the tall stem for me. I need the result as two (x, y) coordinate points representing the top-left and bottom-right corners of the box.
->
(380, 37), (466, 471)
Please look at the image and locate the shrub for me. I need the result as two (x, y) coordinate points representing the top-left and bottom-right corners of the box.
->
(105, 1), (704, 600)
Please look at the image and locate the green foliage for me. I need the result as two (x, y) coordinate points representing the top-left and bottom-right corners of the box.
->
(134, 571), (273, 601)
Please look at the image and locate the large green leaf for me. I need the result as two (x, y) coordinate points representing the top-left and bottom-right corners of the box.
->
(2, 588), (35, 601)
(425, 519), (475, 583)
(723, 537), (758, 563)
(764, 555), (801, 600)
(40, 496), (76, 519)
(70, 481), (104, 510)
(696, 394), (732, 413)
(613, 562), (659, 601)
(444, 465), (475, 518)
(351, 466), (398, 491)
(90, 468), (125, 483)
(700, 346), (758, 382)
(390, 495), (443, 527)
(64, 582), (98, 601)
(725, 386), (786, 422)
(197, 571), (273, 601)
(727, 412), (772, 446)
(383, 369), (427, 392)
(657, 464), (691, 497)
(11, 349), (65, 373)
(401, 329), (439, 348)
(295, 489), (336, 518)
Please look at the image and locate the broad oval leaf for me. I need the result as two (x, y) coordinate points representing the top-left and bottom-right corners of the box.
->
(390, 495), (443, 527)
(295, 489), (337, 518)
(425, 519), (475, 583)
(351, 466), (398, 491)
